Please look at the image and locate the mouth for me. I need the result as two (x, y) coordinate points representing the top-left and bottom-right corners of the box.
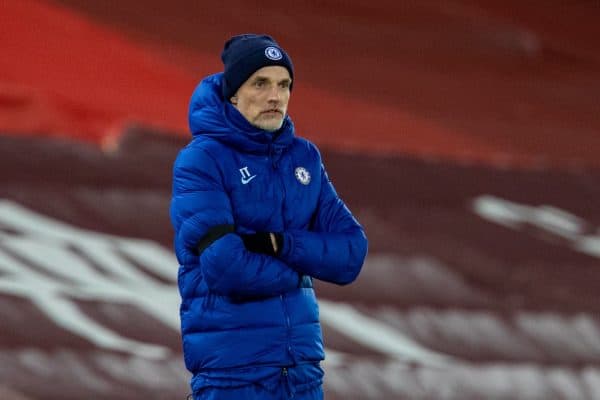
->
(261, 109), (282, 116)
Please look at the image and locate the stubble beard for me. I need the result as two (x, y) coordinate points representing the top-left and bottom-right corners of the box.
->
(253, 115), (284, 132)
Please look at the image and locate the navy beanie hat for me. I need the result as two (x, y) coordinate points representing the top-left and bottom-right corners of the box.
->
(221, 34), (294, 101)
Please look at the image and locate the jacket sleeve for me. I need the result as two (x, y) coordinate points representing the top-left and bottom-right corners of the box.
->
(170, 145), (300, 298)
(278, 163), (368, 285)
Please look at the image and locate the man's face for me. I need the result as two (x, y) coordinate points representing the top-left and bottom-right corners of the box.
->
(231, 66), (291, 132)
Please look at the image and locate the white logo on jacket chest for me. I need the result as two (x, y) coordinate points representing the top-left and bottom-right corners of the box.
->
(239, 166), (257, 184)
(294, 167), (311, 185)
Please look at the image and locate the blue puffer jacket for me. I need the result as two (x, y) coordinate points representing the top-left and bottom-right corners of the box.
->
(170, 73), (368, 388)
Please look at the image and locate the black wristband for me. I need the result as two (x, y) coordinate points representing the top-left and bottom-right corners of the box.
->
(197, 224), (235, 255)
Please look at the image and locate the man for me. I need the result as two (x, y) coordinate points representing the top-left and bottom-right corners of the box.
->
(170, 34), (368, 400)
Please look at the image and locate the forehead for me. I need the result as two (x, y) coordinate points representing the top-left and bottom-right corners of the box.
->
(246, 65), (291, 82)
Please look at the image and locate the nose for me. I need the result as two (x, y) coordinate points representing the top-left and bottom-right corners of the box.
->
(267, 85), (281, 102)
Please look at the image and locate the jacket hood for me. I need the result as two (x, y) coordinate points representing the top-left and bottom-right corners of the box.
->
(188, 73), (295, 154)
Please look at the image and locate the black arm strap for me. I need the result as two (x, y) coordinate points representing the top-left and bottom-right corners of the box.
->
(197, 224), (235, 255)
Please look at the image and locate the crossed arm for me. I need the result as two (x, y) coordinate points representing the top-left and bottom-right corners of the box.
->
(171, 146), (368, 299)
(171, 146), (300, 298)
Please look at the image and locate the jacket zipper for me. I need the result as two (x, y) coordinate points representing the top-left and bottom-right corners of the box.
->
(281, 367), (294, 398)
(270, 143), (293, 361)
(269, 144), (287, 230)
(280, 293), (293, 357)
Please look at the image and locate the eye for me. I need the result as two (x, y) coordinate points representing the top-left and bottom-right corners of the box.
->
(254, 80), (266, 88)
(279, 81), (291, 89)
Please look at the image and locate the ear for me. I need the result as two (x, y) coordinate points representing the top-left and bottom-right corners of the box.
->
(230, 95), (238, 105)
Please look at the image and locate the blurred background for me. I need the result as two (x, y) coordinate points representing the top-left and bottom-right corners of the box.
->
(1, 1), (599, 399)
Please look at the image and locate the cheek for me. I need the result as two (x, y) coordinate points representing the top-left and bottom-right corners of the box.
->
(241, 99), (259, 115)
(247, 97), (262, 109)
